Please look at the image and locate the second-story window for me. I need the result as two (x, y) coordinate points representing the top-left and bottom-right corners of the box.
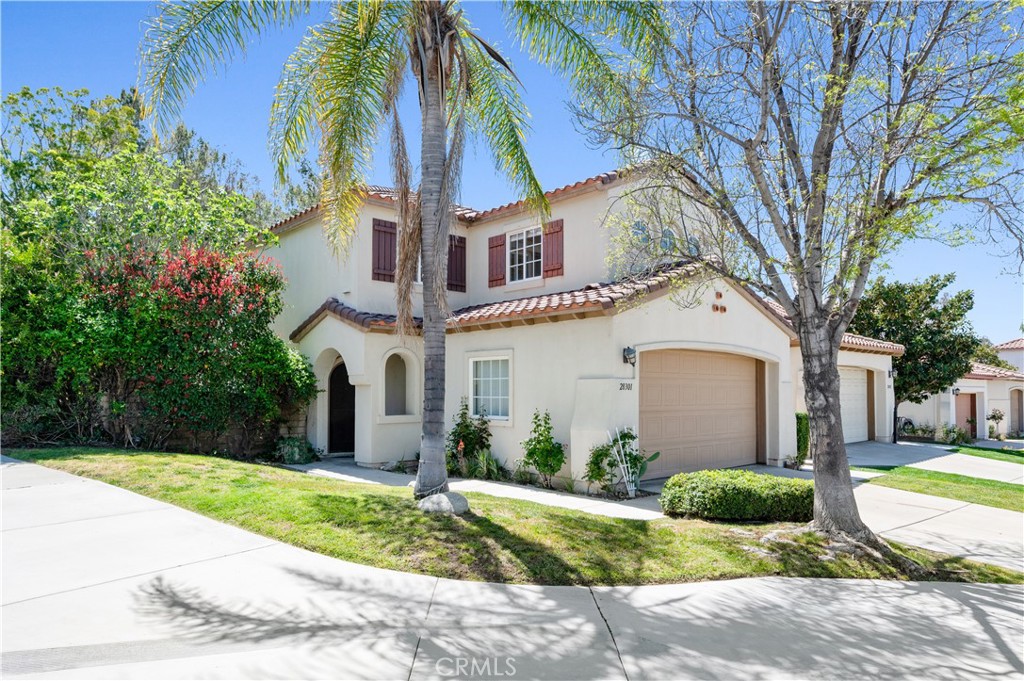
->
(508, 227), (543, 282)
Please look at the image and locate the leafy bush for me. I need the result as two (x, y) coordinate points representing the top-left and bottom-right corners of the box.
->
(585, 428), (659, 496)
(445, 398), (492, 475)
(660, 469), (814, 522)
(272, 437), (321, 465)
(468, 449), (507, 481)
(794, 413), (810, 467)
(1, 243), (317, 454)
(936, 423), (971, 445)
(521, 410), (565, 488)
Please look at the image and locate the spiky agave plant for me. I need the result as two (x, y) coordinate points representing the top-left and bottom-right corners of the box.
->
(141, 0), (668, 499)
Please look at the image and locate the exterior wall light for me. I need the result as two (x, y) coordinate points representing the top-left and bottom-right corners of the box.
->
(623, 346), (637, 366)
(952, 388), (961, 396)
(888, 369), (898, 379)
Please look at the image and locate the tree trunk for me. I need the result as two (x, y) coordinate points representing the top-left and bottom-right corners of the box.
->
(413, 21), (450, 499)
(892, 401), (901, 443)
(798, 323), (872, 539)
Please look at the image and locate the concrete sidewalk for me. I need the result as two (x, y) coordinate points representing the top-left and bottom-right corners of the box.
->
(289, 458), (663, 520)
(3, 457), (1023, 680)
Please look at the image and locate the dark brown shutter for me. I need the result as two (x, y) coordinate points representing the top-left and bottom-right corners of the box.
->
(543, 219), (564, 278)
(447, 235), (467, 292)
(372, 218), (397, 282)
(488, 234), (506, 287)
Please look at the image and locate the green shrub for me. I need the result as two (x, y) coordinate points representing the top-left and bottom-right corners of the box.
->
(445, 398), (492, 475)
(521, 410), (565, 488)
(794, 413), (810, 467)
(660, 469), (814, 522)
(585, 428), (659, 496)
(271, 437), (321, 465)
(937, 423), (971, 445)
(468, 448), (507, 481)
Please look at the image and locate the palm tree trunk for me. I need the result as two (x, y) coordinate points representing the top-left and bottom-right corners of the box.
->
(798, 321), (871, 538)
(413, 20), (450, 498)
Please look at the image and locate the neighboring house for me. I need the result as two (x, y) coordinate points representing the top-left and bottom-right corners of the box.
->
(267, 171), (901, 480)
(899, 360), (1024, 439)
(995, 338), (1024, 373)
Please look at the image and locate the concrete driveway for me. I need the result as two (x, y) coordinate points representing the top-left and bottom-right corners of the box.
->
(3, 456), (1023, 680)
(847, 441), (1024, 483)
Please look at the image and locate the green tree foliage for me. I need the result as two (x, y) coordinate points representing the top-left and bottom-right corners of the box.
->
(849, 275), (980, 406)
(0, 87), (316, 452)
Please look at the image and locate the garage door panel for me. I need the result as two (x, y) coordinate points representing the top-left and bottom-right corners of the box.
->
(640, 350), (758, 479)
(839, 367), (869, 443)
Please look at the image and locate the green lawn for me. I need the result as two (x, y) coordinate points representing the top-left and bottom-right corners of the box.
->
(11, 448), (1022, 585)
(857, 465), (1024, 513)
(950, 444), (1024, 465)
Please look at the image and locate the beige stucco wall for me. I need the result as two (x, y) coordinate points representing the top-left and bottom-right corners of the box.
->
(445, 280), (797, 477)
(901, 376), (1024, 439)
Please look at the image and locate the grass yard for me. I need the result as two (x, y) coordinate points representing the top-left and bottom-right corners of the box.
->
(11, 448), (1023, 585)
(950, 444), (1024, 465)
(857, 464), (1024, 513)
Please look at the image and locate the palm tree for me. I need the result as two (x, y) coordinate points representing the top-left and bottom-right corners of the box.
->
(141, 0), (667, 498)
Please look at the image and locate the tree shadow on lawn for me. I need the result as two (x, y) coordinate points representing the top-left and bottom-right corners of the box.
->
(305, 491), (660, 585)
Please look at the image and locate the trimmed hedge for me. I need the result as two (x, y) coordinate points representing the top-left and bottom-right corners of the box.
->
(660, 469), (814, 522)
(795, 412), (810, 466)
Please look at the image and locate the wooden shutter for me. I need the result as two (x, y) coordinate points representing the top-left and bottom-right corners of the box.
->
(447, 235), (467, 292)
(488, 234), (506, 287)
(543, 219), (564, 278)
(372, 219), (397, 282)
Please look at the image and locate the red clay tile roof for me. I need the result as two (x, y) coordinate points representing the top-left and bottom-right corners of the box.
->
(290, 264), (691, 340)
(469, 171), (623, 222)
(289, 299), (409, 340)
(269, 171), (626, 233)
(993, 338), (1024, 351)
(750, 296), (904, 356)
(965, 362), (1024, 381)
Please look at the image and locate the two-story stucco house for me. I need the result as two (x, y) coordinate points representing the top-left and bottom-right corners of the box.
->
(267, 171), (902, 481)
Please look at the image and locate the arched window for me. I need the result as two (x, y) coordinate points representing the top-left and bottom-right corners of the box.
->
(384, 354), (408, 416)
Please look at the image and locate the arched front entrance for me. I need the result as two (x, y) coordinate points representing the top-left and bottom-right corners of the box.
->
(1010, 389), (1024, 436)
(329, 362), (356, 454)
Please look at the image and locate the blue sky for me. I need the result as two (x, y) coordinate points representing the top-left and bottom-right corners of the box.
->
(3, 1), (1021, 343)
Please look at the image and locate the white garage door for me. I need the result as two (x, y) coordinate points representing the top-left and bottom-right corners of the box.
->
(839, 367), (869, 443)
(639, 350), (758, 479)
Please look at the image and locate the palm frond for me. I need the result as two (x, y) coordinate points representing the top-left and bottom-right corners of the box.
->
(463, 36), (548, 218)
(141, 0), (311, 132)
(314, 0), (410, 253)
(269, 27), (326, 185)
(501, 0), (668, 117)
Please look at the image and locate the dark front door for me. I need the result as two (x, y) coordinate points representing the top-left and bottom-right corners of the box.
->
(329, 363), (356, 453)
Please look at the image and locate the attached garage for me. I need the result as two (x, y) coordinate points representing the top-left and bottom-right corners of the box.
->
(839, 367), (869, 443)
(639, 350), (761, 479)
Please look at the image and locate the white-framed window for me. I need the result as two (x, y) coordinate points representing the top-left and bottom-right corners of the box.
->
(470, 357), (510, 419)
(508, 227), (542, 282)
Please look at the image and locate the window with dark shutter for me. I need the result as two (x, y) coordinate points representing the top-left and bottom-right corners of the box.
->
(447, 235), (467, 292)
(488, 234), (506, 287)
(372, 219), (397, 282)
(542, 219), (564, 278)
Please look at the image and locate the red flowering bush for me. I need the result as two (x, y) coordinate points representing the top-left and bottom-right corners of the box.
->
(70, 244), (316, 452)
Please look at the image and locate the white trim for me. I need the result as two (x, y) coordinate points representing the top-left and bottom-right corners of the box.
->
(507, 226), (543, 284)
(467, 351), (514, 426)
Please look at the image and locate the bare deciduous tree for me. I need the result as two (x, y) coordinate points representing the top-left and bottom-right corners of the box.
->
(580, 1), (1023, 549)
